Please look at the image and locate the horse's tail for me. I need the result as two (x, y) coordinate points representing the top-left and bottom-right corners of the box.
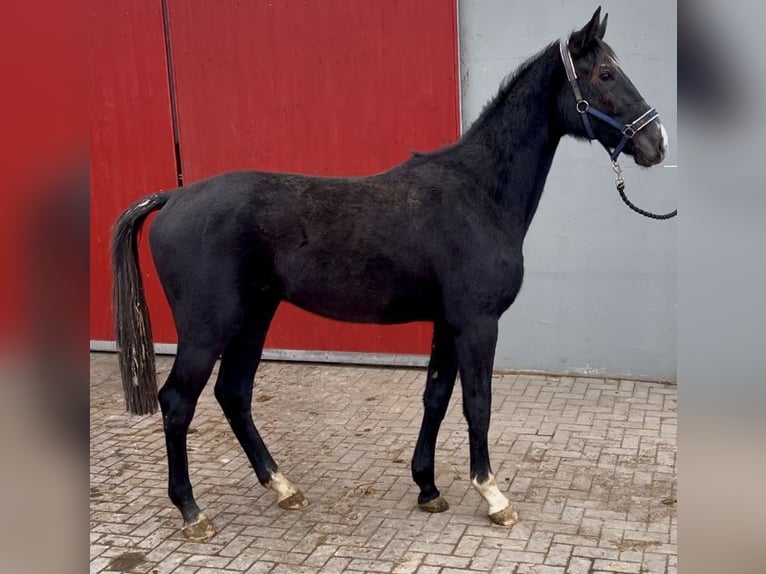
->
(111, 191), (173, 415)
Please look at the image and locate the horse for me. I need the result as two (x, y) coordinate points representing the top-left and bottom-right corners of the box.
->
(111, 7), (667, 541)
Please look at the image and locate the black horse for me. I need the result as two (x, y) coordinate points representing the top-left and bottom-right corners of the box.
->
(111, 8), (667, 540)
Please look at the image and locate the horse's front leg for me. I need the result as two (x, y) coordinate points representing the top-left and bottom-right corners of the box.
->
(412, 323), (458, 513)
(456, 316), (518, 526)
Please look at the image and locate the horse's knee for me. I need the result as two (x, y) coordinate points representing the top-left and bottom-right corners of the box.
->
(423, 394), (449, 420)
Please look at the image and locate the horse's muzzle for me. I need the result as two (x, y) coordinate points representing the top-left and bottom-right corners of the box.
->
(634, 122), (667, 167)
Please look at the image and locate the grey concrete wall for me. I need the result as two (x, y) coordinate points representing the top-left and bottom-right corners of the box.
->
(458, 1), (677, 379)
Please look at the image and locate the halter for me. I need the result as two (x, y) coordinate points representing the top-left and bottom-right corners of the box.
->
(559, 38), (676, 220)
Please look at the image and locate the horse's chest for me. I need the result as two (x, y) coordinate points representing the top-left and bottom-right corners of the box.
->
(451, 249), (524, 315)
(490, 257), (525, 312)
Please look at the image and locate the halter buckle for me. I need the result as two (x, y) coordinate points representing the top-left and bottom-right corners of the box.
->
(622, 125), (636, 139)
(576, 100), (589, 114)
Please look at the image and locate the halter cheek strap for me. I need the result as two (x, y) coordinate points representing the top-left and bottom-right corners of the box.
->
(559, 38), (659, 162)
(560, 38), (596, 140)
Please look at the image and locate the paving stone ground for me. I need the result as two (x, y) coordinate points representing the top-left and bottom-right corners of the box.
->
(90, 352), (677, 574)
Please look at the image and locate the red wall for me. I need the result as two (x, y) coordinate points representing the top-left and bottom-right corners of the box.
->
(90, 0), (179, 349)
(90, 1), (460, 355)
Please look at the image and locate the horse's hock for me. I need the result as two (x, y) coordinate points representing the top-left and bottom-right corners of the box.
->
(90, 353), (678, 573)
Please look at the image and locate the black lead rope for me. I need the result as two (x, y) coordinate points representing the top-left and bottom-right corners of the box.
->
(611, 161), (677, 220)
(559, 38), (677, 221)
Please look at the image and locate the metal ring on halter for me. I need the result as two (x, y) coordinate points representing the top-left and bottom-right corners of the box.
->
(622, 125), (636, 138)
(576, 100), (589, 113)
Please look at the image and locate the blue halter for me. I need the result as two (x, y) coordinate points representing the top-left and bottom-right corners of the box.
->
(559, 38), (660, 162)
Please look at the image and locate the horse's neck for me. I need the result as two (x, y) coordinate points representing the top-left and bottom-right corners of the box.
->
(456, 46), (563, 234)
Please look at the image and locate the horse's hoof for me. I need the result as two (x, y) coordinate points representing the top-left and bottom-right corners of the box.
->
(488, 504), (519, 526)
(278, 490), (309, 510)
(181, 513), (215, 541)
(418, 495), (450, 513)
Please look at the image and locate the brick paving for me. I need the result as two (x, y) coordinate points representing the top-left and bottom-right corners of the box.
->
(90, 352), (677, 574)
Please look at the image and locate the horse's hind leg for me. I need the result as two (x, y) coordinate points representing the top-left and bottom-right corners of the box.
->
(412, 323), (458, 513)
(158, 343), (221, 541)
(214, 296), (308, 511)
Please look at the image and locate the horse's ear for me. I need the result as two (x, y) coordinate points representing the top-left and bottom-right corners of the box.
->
(597, 13), (608, 40)
(570, 6), (602, 55)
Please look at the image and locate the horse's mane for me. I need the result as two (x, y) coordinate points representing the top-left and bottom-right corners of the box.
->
(472, 41), (558, 127)
(406, 41), (557, 163)
(407, 37), (611, 161)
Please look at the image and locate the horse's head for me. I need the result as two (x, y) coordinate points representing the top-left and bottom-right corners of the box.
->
(557, 7), (667, 167)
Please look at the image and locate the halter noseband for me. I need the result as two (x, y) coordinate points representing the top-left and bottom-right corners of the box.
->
(559, 38), (659, 162)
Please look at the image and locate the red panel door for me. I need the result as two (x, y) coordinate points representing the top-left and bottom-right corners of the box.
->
(166, 0), (460, 355)
(89, 0), (179, 342)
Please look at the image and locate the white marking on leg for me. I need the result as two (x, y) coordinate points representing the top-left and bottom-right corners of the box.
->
(431, 370), (439, 379)
(267, 471), (299, 502)
(471, 474), (510, 515)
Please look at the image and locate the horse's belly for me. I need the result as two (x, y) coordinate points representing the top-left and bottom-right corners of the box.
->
(281, 272), (436, 324)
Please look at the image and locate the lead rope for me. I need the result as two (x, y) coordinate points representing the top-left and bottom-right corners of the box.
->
(611, 161), (677, 220)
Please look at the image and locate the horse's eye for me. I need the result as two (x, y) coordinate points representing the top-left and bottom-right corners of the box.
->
(599, 71), (613, 82)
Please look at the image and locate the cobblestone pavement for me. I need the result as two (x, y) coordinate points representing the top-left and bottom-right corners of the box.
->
(90, 352), (677, 574)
